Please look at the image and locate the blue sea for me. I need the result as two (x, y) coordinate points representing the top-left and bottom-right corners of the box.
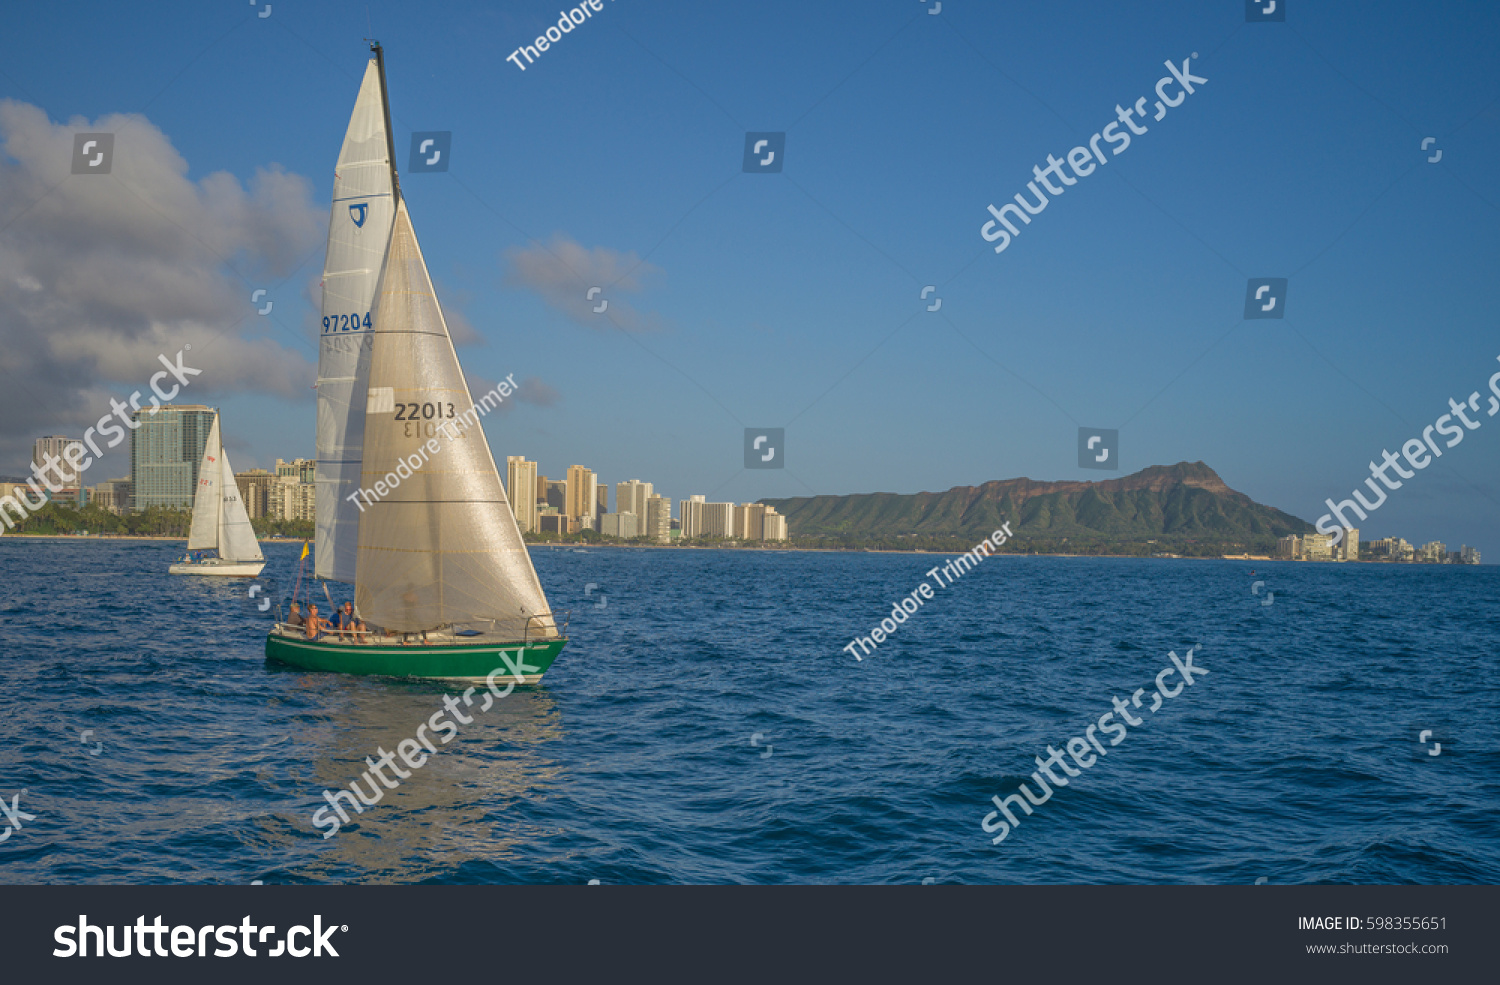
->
(0, 537), (1496, 885)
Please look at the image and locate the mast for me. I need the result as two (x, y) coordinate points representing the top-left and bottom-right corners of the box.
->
(370, 41), (401, 206)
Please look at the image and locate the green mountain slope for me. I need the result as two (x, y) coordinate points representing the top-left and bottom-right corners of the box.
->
(762, 462), (1312, 548)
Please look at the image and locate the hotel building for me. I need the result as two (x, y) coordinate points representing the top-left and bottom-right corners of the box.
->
(507, 456), (539, 533)
(31, 436), (86, 506)
(130, 404), (215, 511)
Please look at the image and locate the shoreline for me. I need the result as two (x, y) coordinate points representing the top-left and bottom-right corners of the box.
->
(4, 534), (1479, 565)
(526, 542), (1272, 560)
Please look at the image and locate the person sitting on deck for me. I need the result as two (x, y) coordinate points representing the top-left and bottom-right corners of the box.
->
(334, 602), (367, 643)
(285, 602), (305, 630)
(304, 603), (325, 641)
(330, 602), (351, 641)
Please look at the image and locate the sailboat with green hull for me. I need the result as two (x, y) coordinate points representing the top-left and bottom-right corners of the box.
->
(265, 42), (566, 682)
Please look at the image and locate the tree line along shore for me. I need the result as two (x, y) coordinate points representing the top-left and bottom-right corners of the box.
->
(4, 502), (1289, 558)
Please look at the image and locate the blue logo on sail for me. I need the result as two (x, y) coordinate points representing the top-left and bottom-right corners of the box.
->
(349, 203), (368, 228)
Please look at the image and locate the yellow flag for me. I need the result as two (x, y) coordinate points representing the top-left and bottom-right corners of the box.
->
(300, 541), (310, 560)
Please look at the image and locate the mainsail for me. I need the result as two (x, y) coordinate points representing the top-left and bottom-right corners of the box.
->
(354, 201), (557, 637)
(314, 57), (396, 583)
(186, 414), (263, 563)
(186, 415), (224, 551)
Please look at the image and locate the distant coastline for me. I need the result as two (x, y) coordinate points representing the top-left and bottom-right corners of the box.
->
(3, 533), (1484, 564)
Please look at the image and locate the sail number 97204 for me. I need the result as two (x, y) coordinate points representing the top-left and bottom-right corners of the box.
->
(395, 400), (457, 438)
(324, 312), (372, 333)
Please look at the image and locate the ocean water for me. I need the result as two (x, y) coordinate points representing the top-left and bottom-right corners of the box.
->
(0, 537), (1496, 885)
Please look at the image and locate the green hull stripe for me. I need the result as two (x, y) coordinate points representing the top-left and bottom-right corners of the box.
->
(264, 634), (567, 680)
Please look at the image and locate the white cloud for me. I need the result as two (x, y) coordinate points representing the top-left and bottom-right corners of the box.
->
(502, 233), (665, 332)
(0, 99), (325, 467)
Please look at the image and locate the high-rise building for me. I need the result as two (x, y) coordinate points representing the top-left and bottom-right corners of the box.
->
(537, 513), (568, 535)
(597, 483), (609, 515)
(645, 494), (671, 544)
(543, 479), (567, 510)
(734, 503), (768, 541)
(32, 435), (87, 505)
(1418, 541), (1447, 563)
(506, 456), (538, 533)
(1461, 545), (1482, 565)
(679, 495), (707, 538)
(1367, 537), (1416, 561)
(615, 479), (652, 525)
(1301, 532), (1334, 561)
(234, 469), (276, 520)
(88, 477), (133, 515)
(763, 509), (787, 542)
(130, 404), (215, 511)
(701, 501), (735, 539)
(268, 474), (316, 521)
(566, 465), (597, 531)
(601, 512), (639, 538)
(275, 458), (318, 483)
(1276, 534), (1300, 559)
(1336, 527), (1358, 562)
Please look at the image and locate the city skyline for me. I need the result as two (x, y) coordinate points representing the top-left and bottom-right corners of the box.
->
(1, 423), (1487, 555)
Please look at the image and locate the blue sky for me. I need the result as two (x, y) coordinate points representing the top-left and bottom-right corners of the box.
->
(2, 0), (1498, 551)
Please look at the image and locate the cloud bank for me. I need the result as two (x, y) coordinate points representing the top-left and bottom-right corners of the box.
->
(0, 99), (324, 466)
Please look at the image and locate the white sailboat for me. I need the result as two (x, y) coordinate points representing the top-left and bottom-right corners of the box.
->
(265, 42), (566, 680)
(169, 412), (266, 577)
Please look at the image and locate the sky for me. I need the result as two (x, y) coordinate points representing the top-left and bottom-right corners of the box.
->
(1, 0), (1497, 551)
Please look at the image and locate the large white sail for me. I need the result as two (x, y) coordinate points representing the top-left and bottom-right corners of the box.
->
(216, 446), (263, 562)
(315, 57), (396, 583)
(355, 202), (557, 637)
(186, 415), (223, 551)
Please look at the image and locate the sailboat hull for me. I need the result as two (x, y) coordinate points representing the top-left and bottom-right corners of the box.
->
(263, 632), (566, 682)
(169, 560), (266, 577)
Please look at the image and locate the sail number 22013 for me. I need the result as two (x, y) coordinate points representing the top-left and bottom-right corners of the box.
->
(396, 400), (457, 439)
